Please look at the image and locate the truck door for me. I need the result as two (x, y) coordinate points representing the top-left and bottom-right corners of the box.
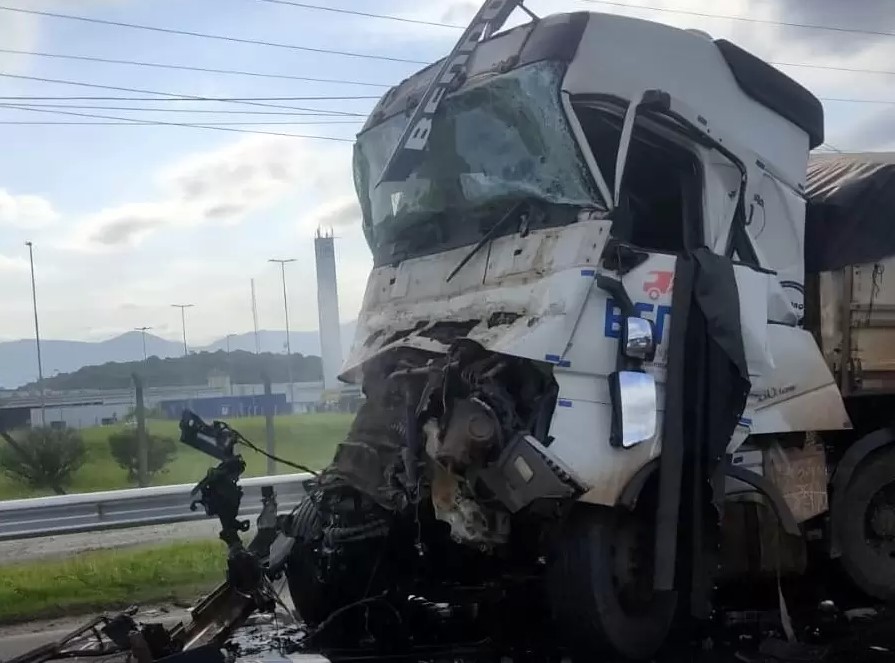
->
(546, 104), (710, 505)
(549, 98), (773, 506)
(574, 100), (706, 367)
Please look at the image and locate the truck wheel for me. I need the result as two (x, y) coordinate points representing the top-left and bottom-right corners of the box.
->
(838, 448), (895, 601)
(547, 506), (676, 660)
(285, 497), (333, 625)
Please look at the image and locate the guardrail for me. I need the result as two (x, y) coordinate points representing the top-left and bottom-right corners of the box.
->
(0, 473), (312, 541)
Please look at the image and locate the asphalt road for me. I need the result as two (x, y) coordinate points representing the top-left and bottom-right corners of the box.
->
(0, 607), (191, 661)
(0, 599), (301, 662)
(0, 520), (222, 565)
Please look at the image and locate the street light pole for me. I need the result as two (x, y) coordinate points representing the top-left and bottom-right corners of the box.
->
(268, 258), (296, 411)
(225, 333), (234, 395)
(134, 326), (152, 361)
(24, 241), (45, 427)
(171, 304), (194, 356)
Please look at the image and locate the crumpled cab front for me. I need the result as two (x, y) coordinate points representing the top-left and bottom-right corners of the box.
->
(340, 217), (613, 383)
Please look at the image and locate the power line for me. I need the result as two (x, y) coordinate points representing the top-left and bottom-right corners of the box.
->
(0, 120), (363, 125)
(0, 96), (371, 103)
(0, 72), (367, 115)
(581, 0), (895, 39)
(0, 5), (429, 65)
(5, 46), (888, 85)
(0, 85), (379, 101)
(8, 95), (891, 111)
(259, 0), (895, 41)
(0, 104), (355, 141)
(264, 1), (895, 78)
(258, 0), (464, 29)
(0, 48), (393, 88)
(0, 103), (357, 115)
(3, 7), (887, 89)
(819, 97), (895, 105)
(771, 61), (895, 77)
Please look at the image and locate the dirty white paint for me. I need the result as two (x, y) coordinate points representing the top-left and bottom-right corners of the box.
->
(342, 10), (849, 507)
(341, 216), (613, 381)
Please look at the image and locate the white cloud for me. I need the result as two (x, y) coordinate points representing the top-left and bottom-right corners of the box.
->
(0, 189), (58, 228)
(301, 196), (362, 234)
(770, 0), (894, 54)
(0, 254), (28, 272)
(0, 0), (129, 72)
(73, 201), (171, 248)
(69, 135), (353, 250)
(0, 12), (39, 73)
(15, 0), (895, 346)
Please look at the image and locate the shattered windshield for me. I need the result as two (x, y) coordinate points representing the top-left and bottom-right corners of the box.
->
(353, 61), (604, 263)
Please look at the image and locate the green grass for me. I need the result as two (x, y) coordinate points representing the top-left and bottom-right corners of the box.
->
(0, 412), (354, 500)
(0, 540), (225, 623)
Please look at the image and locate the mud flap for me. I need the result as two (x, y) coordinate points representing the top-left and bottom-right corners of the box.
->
(654, 249), (752, 619)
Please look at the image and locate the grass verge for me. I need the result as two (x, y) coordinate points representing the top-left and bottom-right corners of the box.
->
(0, 412), (353, 500)
(0, 540), (225, 624)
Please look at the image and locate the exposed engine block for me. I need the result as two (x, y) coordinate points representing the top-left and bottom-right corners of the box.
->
(316, 342), (582, 550)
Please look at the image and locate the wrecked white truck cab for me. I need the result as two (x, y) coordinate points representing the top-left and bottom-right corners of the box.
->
(285, 7), (895, 662)
(343, 10), (844, 507)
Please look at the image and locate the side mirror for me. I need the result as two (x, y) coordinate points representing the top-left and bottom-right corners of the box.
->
(622, 316), (656, 361)
(609, 370), (657, 448)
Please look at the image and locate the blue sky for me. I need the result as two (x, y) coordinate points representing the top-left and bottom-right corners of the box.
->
(0, 0), (892, 347)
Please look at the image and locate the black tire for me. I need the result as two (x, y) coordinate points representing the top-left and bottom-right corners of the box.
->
(547, 506), (676, 661)
(837, 448), (895, 601)
(285, 497), (333, 625)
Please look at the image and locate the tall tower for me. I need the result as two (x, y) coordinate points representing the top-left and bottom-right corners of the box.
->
(314, 229), (344, 391)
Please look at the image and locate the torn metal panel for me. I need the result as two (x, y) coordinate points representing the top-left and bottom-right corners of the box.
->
(340, 218), (611, 382)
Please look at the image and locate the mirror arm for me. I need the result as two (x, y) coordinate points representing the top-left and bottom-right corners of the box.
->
(595, 274), (634, 316)
(612, 91), (645, 207)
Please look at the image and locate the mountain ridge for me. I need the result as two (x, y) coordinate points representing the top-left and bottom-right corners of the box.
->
(0, 322), (356, 389)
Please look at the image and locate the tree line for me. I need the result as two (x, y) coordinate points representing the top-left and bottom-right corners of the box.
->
(21, 350), (323, 391)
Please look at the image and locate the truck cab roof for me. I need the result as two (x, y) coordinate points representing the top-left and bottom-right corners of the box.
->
(362, 11), (823, 189)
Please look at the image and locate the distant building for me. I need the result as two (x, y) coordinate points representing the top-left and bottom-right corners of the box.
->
(1, 377), (331, 429)
(314, 229), (345, 392)
(157, 393), (288, 420)
(31, 399), (132, 430)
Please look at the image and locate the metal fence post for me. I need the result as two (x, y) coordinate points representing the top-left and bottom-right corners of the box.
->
(263, 375), (275, 475)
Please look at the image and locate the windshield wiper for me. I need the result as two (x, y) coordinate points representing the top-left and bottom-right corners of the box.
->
(445, 199), (529, 283)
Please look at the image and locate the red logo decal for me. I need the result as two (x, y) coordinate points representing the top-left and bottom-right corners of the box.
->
(643, 271), (674, 300)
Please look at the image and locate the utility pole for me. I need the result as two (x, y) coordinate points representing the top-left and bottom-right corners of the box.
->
(250, 279), (261, 354)
(134, 326), (152, 361)
(171, 304), (194, 356)
(132, 373), (148, 487)
(268, 259), (296, 412)
(24, 241), (45, 427)
(225, 333), (234, 395)
(263, 374), (276, 474)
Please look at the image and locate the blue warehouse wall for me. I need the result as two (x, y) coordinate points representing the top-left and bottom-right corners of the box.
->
(158, 394), (288, 420)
